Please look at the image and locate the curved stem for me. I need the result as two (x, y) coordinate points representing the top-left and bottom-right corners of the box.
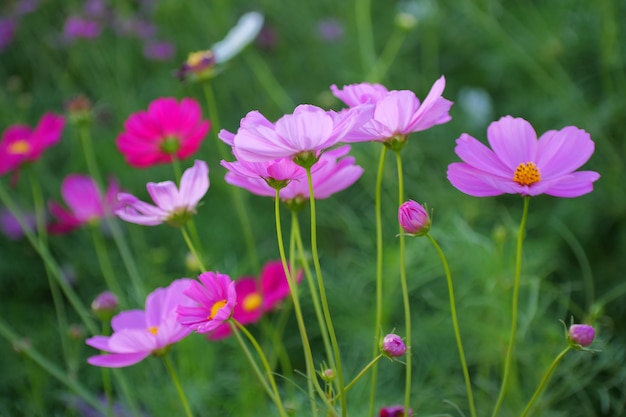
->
(394, 151), (412, 414)
(426, 234), (476, 417)
(367, 26), (409, 82)
(520, 346), (571, 417)
(305, 167), (346, 416)
(491, 196), (531, 417)
(340, 354), (384, 397)
(369, 145), (387, 417)
(231, 319), (289, 417)
(163, 355), (194, 417)
(181, 227), (206, 273)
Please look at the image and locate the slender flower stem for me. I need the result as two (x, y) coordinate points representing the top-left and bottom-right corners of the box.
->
(231, 319), (289, 417)
(91, 227), (126, 306)
(355, 0), (377, 80)
(519, 346), (572, 417)
(426, 234), (477, 417)
(244, 52), (295, 113)
(305, 167), (347, 417)
(78, 122), (103, 187)
(163, 355), (195, 417)
(201, 80), (259, 271)
(394, 151), (412, 415)
(369, 145), (387, 417)
(181, 227), (207, 272)
(339, 354), (384, 397)
(367, 26), (409, 82)
(492, 196), (531, 417)
(274, 190), (332, 413)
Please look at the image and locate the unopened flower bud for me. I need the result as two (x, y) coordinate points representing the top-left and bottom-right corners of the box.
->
(398, 200), (430, 236)
(321, 368), (335, 382)
(91, 291), (119, 321)
(379, 405), (414, 417)
(381, 333), (407, 358)
(68, 324), (85, 340)
(568, 324), (595, 347)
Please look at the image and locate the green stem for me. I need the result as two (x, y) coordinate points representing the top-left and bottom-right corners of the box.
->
(394, 151), (412, 415)
(163, 355), (194, 417)
(368, 145), (387, 417)
(355, 0), (377, 80)
(181, 227), (207, 273)
(491, 196), (531, 417)
(426, 234), (476, 417)
(520, 347), (571, 417)
(231, 319), (289, 417)
(341, 354), (384, 396)
(305, 167), (346, 417)
(244, 52), (295, 113)
(91, 227), (126, 306)
(367, 26), (409, 82)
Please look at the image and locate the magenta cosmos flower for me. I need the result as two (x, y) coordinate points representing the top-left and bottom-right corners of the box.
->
(48, 174), (122, 234)
(231, 104), (368, 166)
(447, 116), (600, 198)
(176, 271), (237, 334)
(85, 278), (195, 367)
(332, 76), (452, 147)
(208, 260), (303, 340)
(116, 97), (210, 167)
(0, 113), (65, 176)
(379, 405), (414, 417)
(115, 160), (209, 226)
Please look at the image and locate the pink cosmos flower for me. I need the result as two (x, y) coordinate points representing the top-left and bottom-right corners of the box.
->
(116, 97), (210, 168)
(0, 208), (36, 240)
(231, 104), (367, 165)
(85, 278), (195, 368)
(447, 116), (600, 198)
(0, 113), (65, 176)
(48, 175), (122, 234)
(208, 260), (302, 340)
(115, 160), (209, 227)
(332, 76), (452, 145)
(379, 405), (414, 417)
(176, 271), (237, 334)
(63, 16), (102, 41)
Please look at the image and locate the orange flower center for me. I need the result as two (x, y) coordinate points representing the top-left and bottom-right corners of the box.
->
(513, 162), (541, 186)
(242, 293), (262, 312)
(186, 50), (213, 68)
(8, 140), (31, 155)
(147, 326), (158, 335)
(208, 299), (228, 320)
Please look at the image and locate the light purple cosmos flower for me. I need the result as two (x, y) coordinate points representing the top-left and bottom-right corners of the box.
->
(115, 160), (209, 226)
(447, 116), (600, 198)
(48, 175), (122, 234)
(85, 278), (195, 368)
(176, 271), (237, 334)
(231, 104), (368, 166)
(332, 76), (453, 146)
(63, 16), (102, 41)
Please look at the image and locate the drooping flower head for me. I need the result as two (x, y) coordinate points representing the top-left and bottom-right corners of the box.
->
(447, 116), (600, 198)
(48, 175), (122, 234)
(0, 113), (65, 177)
(116, 97), (210, 168)
(115, 160), (209, 227)
(85, 278), (195, 368)
(398, 200), (430, 236)
(176, 271), (237, 334)
(332, 76), (452, 151)
(177, 11), (264, 82)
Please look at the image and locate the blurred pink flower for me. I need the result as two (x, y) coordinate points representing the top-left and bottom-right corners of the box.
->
(115, 160), (209, 227)
(332, 76), (452, 146)
(379, 405), (414, 417)
(48, 175), (122, 234)
(63, 16), (102, 41)
(0, 18), (16, 52)
(447, 116), (600, 198)
(176, 271), (237, 334)
(0, 208), (36, 240)
(143, 40), (175, 61)
(0, 113), (65, 176)
(208, 260), (302, 340)
(116, 97), (209, 168)
(85, 278), (195, 368)
(316, 17), (344, 43)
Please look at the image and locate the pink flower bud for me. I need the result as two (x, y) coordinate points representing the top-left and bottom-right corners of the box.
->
(379, 405), (414, 417)
(91, 291), (119, 320)
(398, 200), (430, 236)
(568, 324), (595, 347)
(381, 333), (406, 357)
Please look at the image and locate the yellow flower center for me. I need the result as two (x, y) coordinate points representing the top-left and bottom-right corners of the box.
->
(186, 50), (213, 68)
(208, 299), (228, 320)
(147, 326), (158, 335)
(8, 140), (31, 155)
(513, 162), (541, 186)
(242, 293), (262, 312)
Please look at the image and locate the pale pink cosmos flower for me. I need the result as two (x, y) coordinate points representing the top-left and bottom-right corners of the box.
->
(85, 278), (195, 368)
(208, 260), (303, 340)
(231, 104), (367, 165)
(176, 271), (237, 334)
(115, 160), (209, 227)
(48, 175), (122, 234)
(0, 113), (65, 176)
(332, 76), (452, 146)
(116, 97), (210, 168)
(447, 116), (600, 198)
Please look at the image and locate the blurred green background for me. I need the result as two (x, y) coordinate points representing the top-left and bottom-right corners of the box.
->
(1, 0), (625, 416)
